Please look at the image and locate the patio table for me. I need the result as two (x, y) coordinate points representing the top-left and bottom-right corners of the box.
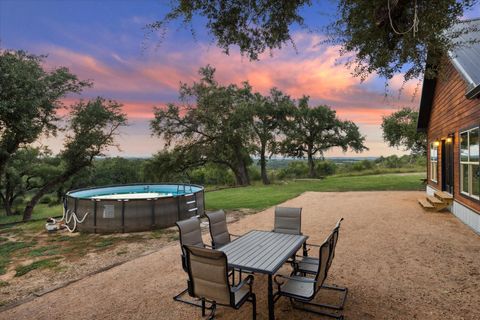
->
(219, 230), (308, 320)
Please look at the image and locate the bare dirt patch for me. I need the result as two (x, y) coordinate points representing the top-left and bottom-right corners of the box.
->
(1, 192), (479, 319)
(0, 209), (251, 309)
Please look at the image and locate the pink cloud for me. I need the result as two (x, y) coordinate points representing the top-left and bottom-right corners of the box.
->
(36, 33), (420, 158)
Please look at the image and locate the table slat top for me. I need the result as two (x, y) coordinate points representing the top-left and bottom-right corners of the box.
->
(219, 230), (307, 274)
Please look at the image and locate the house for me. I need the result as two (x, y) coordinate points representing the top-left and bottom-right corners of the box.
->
(417, 18), (480, 234)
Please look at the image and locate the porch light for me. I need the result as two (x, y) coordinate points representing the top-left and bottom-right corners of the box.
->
(446, 137), (453, 143)
(434, 140), (440, 147)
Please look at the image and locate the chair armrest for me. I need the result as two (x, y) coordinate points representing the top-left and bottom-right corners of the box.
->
(230, 233), (241, 238)
(297, 259), (319, 266)
(231, 274), (254, 293)
(305, 242), (322, 248)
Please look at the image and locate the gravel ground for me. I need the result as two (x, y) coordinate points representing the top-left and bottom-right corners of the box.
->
(1, 191), (479, 320)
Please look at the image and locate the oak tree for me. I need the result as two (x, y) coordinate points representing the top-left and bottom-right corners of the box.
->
(280, 98), (367, 178)
(381, 107), (427, 156)
(151, 66), (254, 186)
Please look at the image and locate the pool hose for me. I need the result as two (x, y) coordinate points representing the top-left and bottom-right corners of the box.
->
(60, 207), (89, 232)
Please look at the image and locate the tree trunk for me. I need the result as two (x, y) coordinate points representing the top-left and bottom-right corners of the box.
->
(234, 164), (250, 186)
(4, 200), (14, 216)
(231, 159), (250, 186)
(0, 193), (16, 216)
(307, 151), (316, 178)
(259, 144), (270, 185)
(22, 174), (70, 221)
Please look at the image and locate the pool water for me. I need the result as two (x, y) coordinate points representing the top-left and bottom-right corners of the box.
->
(91, 192), (173, 200)
(68, 184), (202, 200)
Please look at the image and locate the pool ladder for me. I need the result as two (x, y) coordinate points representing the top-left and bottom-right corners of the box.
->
(178, 184), (198, 215)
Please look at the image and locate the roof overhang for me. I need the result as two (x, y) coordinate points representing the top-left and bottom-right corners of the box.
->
(417, 18), (480, 133)
(417, 75), (437, 133)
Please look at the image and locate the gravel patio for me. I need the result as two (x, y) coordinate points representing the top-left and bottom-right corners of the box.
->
(1, 191), (479, 320)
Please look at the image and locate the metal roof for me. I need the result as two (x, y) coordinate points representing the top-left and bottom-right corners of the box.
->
(417, 18), (480, 132)
(448, 18), (480, 98)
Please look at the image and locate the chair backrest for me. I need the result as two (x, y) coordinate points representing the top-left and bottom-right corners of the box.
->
(184, 245), (232, 306)
(206, 210), (231, 249)
(273, 207), (302, 235)
(313, 236), (331, 291)
(176, 217), (205, 262)
(327, 218), (343, 271)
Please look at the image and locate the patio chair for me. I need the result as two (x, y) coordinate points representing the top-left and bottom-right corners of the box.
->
(273, 230), (346, 319)
(184, 244), (257, 320)
(273, 207), (302, 235)
(273, 207), (308, 259)
(205, 210), (238, 249)
(206, 210), (249, 282)
(294, 218), (344, 276)
(173, 217), (211, 308)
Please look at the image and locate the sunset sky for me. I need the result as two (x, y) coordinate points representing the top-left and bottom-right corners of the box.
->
(1, 1), (479, 158)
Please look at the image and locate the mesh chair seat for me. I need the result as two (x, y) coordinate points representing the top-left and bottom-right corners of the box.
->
(278, 276), (315, 299)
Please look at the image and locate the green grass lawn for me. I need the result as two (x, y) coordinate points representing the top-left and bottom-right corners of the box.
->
(206, 172), (426, 211)
(0, 204), (63, 225)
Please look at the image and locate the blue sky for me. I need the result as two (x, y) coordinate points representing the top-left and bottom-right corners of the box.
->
(1, 0), (479, 157)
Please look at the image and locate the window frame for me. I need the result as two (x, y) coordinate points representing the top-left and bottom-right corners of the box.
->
(430, 142), (438, 183)
(459, 127), (480, 200)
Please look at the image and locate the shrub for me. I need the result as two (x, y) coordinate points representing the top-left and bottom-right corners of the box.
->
(315, 161), (337, 176)
(277, 161), (309, 179)
(248, 166), (261, 182)
(39, 196), (52, 204)
(189, 165), (236, 186)
(277, 160), (336, 179)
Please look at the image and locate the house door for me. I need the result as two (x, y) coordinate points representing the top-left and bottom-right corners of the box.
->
(442, 135), (454, 194)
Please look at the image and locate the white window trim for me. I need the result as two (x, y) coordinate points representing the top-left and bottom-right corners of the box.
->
(460, 128), (479, 200)
(430, 142), (438, 183)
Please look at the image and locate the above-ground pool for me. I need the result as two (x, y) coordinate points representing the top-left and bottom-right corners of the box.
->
(64, 183), (205, 233)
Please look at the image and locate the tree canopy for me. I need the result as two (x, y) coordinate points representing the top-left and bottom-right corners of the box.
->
(0, 49), (128, 220)
(249, 88), (293, 184)
(0, 50), (90, 178)
(381, 107), (427, 156)
(150, 0), (479, 81)
(151, 66), (254, 185)
(21, 98), (127, 220)
(280, 97), (368, 177)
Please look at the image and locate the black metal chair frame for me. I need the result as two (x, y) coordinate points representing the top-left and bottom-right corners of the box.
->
(273, 218), (348, 319)
(184, 245), (257, 320)
(173, 218), (214, 309)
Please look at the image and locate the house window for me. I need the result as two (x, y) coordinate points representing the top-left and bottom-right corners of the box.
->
(460, 127), (480, 199)
(430, 142), (438, 182)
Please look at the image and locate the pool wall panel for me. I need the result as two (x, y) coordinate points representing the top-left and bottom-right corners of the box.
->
(155, 197), (178, 228)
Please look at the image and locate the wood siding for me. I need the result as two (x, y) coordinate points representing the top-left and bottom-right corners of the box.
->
(427, 61), (480, 214)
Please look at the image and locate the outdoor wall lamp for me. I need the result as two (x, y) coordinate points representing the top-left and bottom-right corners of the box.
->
(446, 137), (453, 143)
(434, 140), (440, 147)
